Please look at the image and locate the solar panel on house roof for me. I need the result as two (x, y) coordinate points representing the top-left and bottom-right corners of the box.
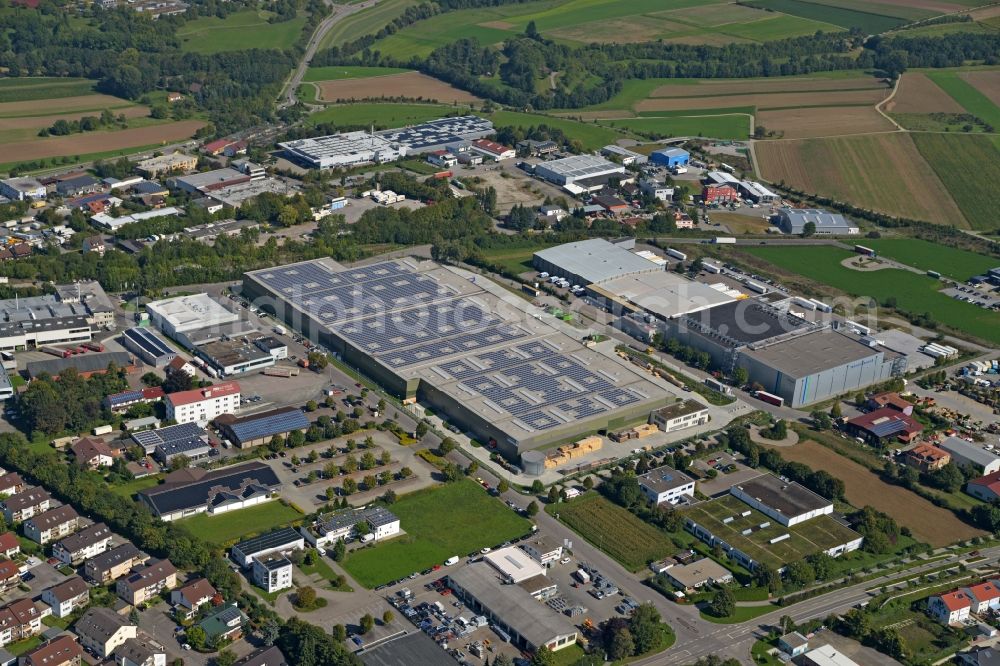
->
(868, 418), (906, 438)
(229, 409), (310, 444)
(132, 422), (207, 448)
(107, 390), (143, 407)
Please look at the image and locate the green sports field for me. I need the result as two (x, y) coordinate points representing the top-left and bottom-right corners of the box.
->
(177, 10), (308, 54)
(859, 238), (998, 281)
(303, 66), (412, 83)
(342, 480), (532, 588)
(735, 245), (1000, 345)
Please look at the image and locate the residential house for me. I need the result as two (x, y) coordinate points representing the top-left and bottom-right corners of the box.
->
(23, 505), (81, 544)
(115, 637), (166, 666)
(198, 603), (246, 644)
(250, 555), (292, 594)
(85, 543), (146, 585)
(845, 408), (923, 446)
(966, 581), (1000, 614)
(867, 391), (914, 415)
(233, 647), (288, 666)
(70, 438), (115, 469)
(116, 559), (177, 606)
(0, 597), (44, 644)
(0, 473), (25, 497)
(903, 443), (950, 472)
(20, 635), (82, 666)
(958, 647), (1000, 666)
(929, 590), (973, 625)
(73, 607), (137, 659)
(662, 558), (734, 591)
(52, 522), (113, 565)
(82, 236), (106, 257)
(304, 506), (400, 549)
(42, 576), (90, 618)
(778, 632), (809, 658)
(0, 533), (19, 559)
(164, 382), (241, 425)
(166, 357), (197, 378)
(1, 487), (51, 523)
(702, 184), (738, 205)
(166, 92), (183, 103)
(0, 561), (20, 592)
(169, 579), (216, 620)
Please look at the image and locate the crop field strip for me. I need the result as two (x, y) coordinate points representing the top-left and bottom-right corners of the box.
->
(0, 94), (138, 119)
(1, 120), (206, 164)
(911, 133), (1000, 232)
(745, 0), (922, 33)
(755, 133), (963, 224)
(735, 244), (1000, 345)
(0, 78), (98, 103)
(303, 66), (413, 83)
(176, 9), (308, 54)
(885, 72), (965, 114)
(756, 106), (895, 138)
(926, 70), (1000, 128)
(314, 72), (482, 104)
(960, 70), (1000, 110)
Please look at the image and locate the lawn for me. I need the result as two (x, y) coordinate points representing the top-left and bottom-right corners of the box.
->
(912, 133), (1000, 232)
(546, 492), (676, 572)
(479, 244), (554, 275)
(342, 480), (532, 588)
(299, 557), (352, 591)
(925, 70), (1000, 129)
(307, 103), (460, 128)
(109, 474), (162, 499)
(177, 501), (303, 545)
(700, 603), (778, 624)
(303, 66), (412, 82)
(177, 10), (308, 54)
(859, 238), (998, 281)
(6, 637), (41, 657)
(746, 0), (908, 33)
(0, 78), (97, 103)
(598, 113), (751, 140)
(487, 110), (628, 150)
(736, 244), (1000, 344)
(318, 0), (420, 51)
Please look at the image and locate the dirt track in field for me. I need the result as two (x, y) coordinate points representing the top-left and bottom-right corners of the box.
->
(316, 72), (481, 104)
(649, 77), (885, 98)
(757, 106), (896, 138)
(885, 72), (964, 114)
(0, 94), (132, 117)
(1, 120), (205, 162)
(636, 89), (887, 113)
(755, 133), (966, 226)
(769, 440), (984, 547)
(960, 70), (1000, 110)
(0, 106), (149, 131)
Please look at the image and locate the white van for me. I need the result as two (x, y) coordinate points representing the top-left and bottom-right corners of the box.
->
(445, 556), (459, 566)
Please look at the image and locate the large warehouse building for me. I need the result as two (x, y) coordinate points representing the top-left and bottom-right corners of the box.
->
(532, 155), (625, 192)
(279, 116), (494, 169)
(669, 298), (906, 408)
(0, 281), (115, 352)
(533, 238), (662, 286)
(243, 257), (672, 458)
(145, 293), (241, 345)
(773, 208), (859, 235)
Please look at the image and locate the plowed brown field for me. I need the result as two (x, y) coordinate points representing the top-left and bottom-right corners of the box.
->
(2, 120), (205, 162)
(757, 106), (895, 138)
(755, 133), (966, 226)
(649, 77), (885, 98)
(770, 440), (984, 547)
(316, 72), (480, 104)
(885, 72), (964, 114)
(960, 70), (1000, 109)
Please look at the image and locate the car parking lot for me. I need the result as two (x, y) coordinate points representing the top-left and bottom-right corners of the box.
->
(942, 284), (1000, 310)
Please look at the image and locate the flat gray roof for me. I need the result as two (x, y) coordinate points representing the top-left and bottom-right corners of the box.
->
(592, 271), (734, 319)
(941, 437), (1000, 468)
(741, 329), (882, 378)
(639, 464), (694, 494)
(448, 563), (577, 649)
(733, 473), (830, 517)
(534, 239), (661, 285)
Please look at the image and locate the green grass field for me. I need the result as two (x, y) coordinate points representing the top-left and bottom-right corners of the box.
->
(860, 238), (998, 281)
(598, 113), (751, 140)
(109, 475), (162, 499)
(912, 133), (1000, 232)
(318, 0), (420, 51)
(547, 493), (676, 572)
(925, 70), (1000, 129)
(0, 78), (97, 103)
(737, 244), (1000, 344)
(307, 102), (462, 128)
(177, 10), (308, 54)
(342, 480), (532, 588)
(177, 501), (303, 545)
(488, 110), (627, 150)
(303, 66), (412, 82)
(746, 0), (909, 33)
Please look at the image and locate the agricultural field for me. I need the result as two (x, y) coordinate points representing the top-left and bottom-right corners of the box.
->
(307, 102), (459, 128)
(303, 66), (413, 82)
(488, 110), (629, 150)
(178, 501), (304, 545)
(756, 106), (894, 138)
(342, 480), (532, 588)
(960, 70), (1000, 111)
(926, 70), (1000, 128)
(755, 133), (964, 226)
(0, 78), (98, 103)
(0, 93), (135, 118)
(176, 10), (307, 54)
(360, 0), (845, 60)
(547, 492), (676, 572)
(745, 0), (926, 33)
(735, 245), (1000, 345)
(318, 0), (420, 51)
(768, 440), (984, 547)
(596, 113), (751, 140)
(886, 72), (964, 114)
(859, 238), (998, 281)
(911, 133), (1000, 231)
(314, 72), (481, 104)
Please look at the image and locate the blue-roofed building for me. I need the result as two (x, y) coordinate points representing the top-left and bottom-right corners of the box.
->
(103, 386), (165, 412)
(215, 406), (310, 449)
(650, 148), (689, 168)
(121, 327), (177, 367)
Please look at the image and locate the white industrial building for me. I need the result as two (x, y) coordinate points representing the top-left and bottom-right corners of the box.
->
(533, 155), (625, 193)
(773, 208), (859, 235)
(146, 293), (239, 339)
(730, 474), (833, 527)
(600, 145), (647, 166)
(0, 177), (45, 201)
(279, 132), (405, 169)
(638, 465), (695, 505)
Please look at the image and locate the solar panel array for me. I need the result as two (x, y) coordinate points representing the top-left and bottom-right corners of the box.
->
(229, 409), (310, 444)
(251, 259), (651, 435)
(132, 422), (207, 449)
(107, 390), (143, 407)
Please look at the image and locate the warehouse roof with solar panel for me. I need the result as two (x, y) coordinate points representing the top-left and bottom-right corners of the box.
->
(243, 257), (674, 456)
